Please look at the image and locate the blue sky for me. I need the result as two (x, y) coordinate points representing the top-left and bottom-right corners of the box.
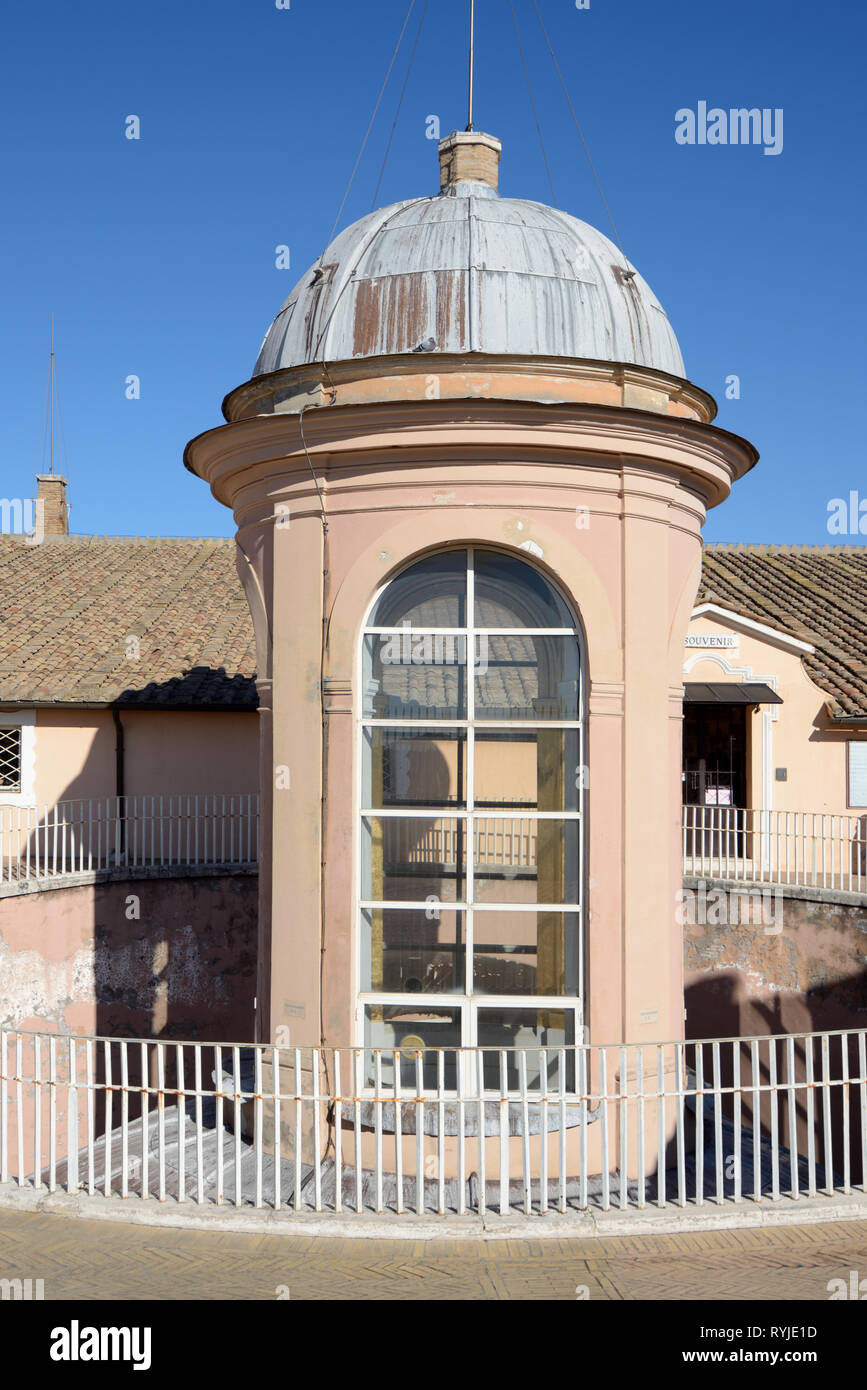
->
(1, 0), (864, 543)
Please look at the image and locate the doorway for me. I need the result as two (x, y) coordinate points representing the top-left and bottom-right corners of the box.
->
(683, 703), (747, 809)
(683, 702), (748, 860)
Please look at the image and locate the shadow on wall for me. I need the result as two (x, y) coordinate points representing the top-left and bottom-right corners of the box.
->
(2, 669), (259, 1052)
(0, 672), (260, 1164)
(682, 963), (867, 1192)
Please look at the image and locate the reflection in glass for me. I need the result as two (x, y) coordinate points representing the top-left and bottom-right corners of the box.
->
(361, 908), (465, 993)
(364, 1004), (461, 1088)
(362, 635), (466, 720)
(474, 550), (574, 629)
(474, 729), (580, 812)
(360, 549), (584, 1061)
(369, 551), (467, 628)
(472, 911), (580, 995)
(477, 1007), (576, 1089)
(472, 820), (580, 905)
(362, 728), (466, 809)
(361, 815), (463, 903)
(474, 635), (580, 720)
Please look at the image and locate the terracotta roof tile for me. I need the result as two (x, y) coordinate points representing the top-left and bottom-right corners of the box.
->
(1, 535), (863, 720)
(0, 536), (258, 708)
(698, 544), (867, 719)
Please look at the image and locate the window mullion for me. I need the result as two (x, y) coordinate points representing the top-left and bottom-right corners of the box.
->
(579, 667), (586, 1008)
(466, 549), (475, 1047)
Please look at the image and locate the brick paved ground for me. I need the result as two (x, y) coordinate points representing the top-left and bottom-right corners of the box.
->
(1, 1207), (866, 1300)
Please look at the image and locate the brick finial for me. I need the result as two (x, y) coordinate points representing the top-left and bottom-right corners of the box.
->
(438, 130), (501, 193)
(35, 474), (69, 536)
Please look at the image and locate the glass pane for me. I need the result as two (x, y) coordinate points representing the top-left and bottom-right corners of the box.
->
(363, 728), (466, 809)
(361, 908), (464, 992)
(476, 1006), (576, 1089)
(474, 550), (574, 629)
(472, 911), (580, 994)
(474, 729), (580, 811)
(472, 820), (580, 905)
(474, 635), (580, 720)
(0, 727), (21, 790)
(361, 815), (464, 902)
(362, 635), (467, 720)
(364, 1004), (462, 1088)
(368, 551), (466, 628)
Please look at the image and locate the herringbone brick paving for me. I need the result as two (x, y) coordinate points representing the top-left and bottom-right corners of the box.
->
(0, 1208), (865, 1300)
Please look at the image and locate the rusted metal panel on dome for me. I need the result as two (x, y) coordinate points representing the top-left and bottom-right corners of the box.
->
(435, 269), (467, 350)
(389, 274), (430, 355)
(352, 269), (467, 357)
(253, 194), (686, 379)
(352, 279), (383, 358)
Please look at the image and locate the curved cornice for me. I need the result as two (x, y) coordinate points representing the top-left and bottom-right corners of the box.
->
(185, 396), (758, 517)
(221, 353), (717, 425)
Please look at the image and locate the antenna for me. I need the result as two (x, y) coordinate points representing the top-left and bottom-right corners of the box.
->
(49, 312), (55, 474)
(467, 0), (475, 131)
(39, 312), (67, 479)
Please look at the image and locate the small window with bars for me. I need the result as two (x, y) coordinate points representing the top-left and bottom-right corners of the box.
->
(0, 727), (22, 792)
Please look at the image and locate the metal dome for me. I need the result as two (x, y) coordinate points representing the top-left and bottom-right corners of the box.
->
(254, 168), (685, 380)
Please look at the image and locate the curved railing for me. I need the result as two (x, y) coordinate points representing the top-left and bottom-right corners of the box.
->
(1, 1026), (865, 1217)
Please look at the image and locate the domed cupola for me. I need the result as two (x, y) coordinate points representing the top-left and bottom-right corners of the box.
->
(253, 130), (684, 381)
(185, 108), (758, 1084)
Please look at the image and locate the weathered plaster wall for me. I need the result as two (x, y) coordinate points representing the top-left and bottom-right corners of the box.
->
(0, 871), (257, 1040)
(683, 880), (867, 1039)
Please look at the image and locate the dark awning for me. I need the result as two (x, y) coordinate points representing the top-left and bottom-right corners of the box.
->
(684, 682), (782, 705)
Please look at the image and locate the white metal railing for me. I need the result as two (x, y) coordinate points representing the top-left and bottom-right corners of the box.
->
(383, 816), (538, 870)
(1, 1027), (865, 1216)
(683, 805), (867, 893)
(0, 794), (259, 883)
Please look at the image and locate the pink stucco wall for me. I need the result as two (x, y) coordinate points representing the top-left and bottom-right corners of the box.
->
(0, 871), (257, 1039)
(26, 709), (258, 806)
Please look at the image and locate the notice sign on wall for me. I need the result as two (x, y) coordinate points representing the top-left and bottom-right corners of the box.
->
(705, 787), (732, 805)
(685, 634), (739, 649)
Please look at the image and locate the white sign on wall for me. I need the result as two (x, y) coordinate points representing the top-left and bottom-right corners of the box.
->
(684, 633), (739, 649)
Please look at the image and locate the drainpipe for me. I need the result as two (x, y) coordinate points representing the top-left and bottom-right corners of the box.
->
(112, 705), (125, 855)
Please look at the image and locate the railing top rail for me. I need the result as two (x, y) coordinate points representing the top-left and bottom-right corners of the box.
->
(2, 1024), (865, 1051)
(0, 791), (259, 813)
(683, 803), (866, 820)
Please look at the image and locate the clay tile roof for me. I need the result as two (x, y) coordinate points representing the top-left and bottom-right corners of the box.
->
(0, 536), (258, 708)
(2, 535), (864, 719)
(698, 544), (867, 719)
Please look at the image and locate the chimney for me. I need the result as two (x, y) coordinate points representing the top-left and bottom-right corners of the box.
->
(438, 130), (501, 194)
(35, 474), (69, 537)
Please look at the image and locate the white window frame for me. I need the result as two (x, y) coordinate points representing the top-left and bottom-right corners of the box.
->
(848, 741), (867, 809)
(0, 710), (36, 806)
(354, 546), (586, 1093)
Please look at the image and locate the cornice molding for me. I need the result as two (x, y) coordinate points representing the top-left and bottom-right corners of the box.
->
(221, 353), (718, 426)
(185, 398), (757, 517)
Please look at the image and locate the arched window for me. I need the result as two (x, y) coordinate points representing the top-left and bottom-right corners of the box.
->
(359, 548), (584, 1086)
